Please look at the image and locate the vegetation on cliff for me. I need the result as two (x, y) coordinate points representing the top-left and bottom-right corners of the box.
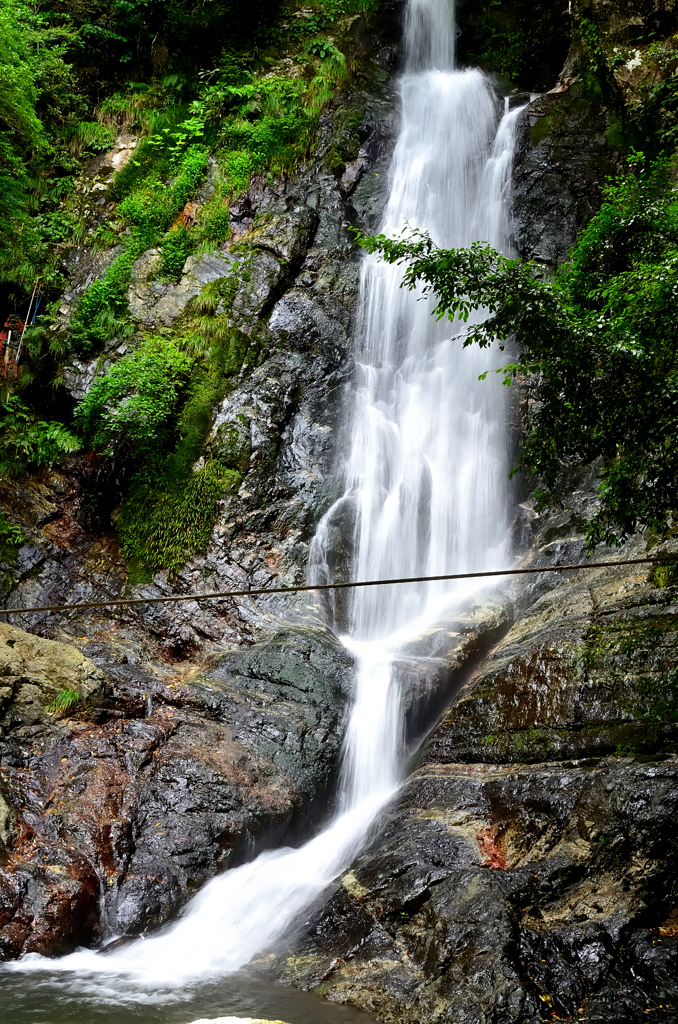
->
(0, 0), (375, 580)
(0, 0), (372, 293)
(5, 0), (678, 574)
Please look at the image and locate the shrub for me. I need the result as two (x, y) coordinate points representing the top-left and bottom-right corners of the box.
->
(0, 512), (25, 564)
(116, 459), (241, 581)
(46, 688), (81, 715)
(75, 339), (193, 457)
(160, 226), (193, 280)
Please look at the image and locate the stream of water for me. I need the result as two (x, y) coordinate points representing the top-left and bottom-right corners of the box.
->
(1, 0), (523, 1019)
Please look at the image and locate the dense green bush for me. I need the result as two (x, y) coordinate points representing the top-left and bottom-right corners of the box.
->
(0, 512), (25, 565)
(116, 459), (241, 581)
(0, 1), (83, 288)
(358, 157), (678, 551)
(0, 394), (80, 476)
(76, 324), (252, 578)
(53, 0), (282, 84)
(75, 339), (193, 456)
(160, 227), (193, 280)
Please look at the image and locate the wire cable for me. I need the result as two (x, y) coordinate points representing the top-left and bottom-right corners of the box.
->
(0, 553), (675, 618)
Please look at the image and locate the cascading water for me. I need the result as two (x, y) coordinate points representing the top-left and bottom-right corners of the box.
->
(3, 0), (524, 1005)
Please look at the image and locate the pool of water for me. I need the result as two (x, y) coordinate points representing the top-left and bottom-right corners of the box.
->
(0, 969), (375, 1024)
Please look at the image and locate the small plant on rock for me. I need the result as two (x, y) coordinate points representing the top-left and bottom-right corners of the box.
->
(46, 688), (82, 715)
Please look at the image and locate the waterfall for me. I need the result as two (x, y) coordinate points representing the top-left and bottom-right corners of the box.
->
(5, 0), (523, 995)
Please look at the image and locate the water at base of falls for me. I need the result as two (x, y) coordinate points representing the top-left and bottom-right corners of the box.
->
(0, 971), (373, 1024)
(1, 0), (525, 1015)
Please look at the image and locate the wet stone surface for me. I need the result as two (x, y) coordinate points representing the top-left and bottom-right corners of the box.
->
(269, 497), (678, 1023)
(273, 757), (678, 1024)
(0, 622), (355, 957)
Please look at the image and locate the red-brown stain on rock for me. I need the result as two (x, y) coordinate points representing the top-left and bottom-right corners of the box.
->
(477, 826), (507, 869)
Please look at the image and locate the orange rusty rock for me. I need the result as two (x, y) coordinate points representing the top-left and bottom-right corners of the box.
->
(476, 826), (507, 870)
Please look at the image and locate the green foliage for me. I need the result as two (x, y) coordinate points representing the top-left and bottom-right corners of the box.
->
(75, 339), (193, 456)
(196, 197), (233, 245)
(634, 672), (678, 724)
(115, 144), (209, 230)
(458, 0), (570, 91)
(116, 459), (241, 581)
(624, 38), (678, 155)
(0, 1), (45, 144)
(68, 244), (141, 354)
(160, 226), (193, 280)
(200, 73), (322, 193)
(57, 0), (281, 83)
(357, 157), (678, 551)
(77, 322), (252, 578)
(46, 688), (81, 714)
(0, 0), (83, 288)
(0, 513), (25, 564)
(652, 561), (678, 588)
(66, 119), (116, 155)
(69, 129), (209, 353)
(0, 394), (80, 476)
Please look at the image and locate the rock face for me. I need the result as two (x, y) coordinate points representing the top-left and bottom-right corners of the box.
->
(278, 756), (678, 1023)
(127, 250), (241, 327)
(0, 85), (401, 663)
(0, 621), (354, 958)
(271, 508), (678, 1022)
(513, 80), (622, 267)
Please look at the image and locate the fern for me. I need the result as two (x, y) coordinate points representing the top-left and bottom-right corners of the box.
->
(0, 394), (80, 476)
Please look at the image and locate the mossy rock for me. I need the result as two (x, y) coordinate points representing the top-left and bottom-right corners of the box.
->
(213, 415), (253, 473)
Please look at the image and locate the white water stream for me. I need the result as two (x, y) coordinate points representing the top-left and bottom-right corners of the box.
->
(5, 0), (523, 1000)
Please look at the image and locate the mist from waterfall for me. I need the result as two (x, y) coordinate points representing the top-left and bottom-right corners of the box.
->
(4, 0), (523, 996)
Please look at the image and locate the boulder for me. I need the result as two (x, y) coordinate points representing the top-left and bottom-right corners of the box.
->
(246, 205), (319, 263)
(0, 620), (110, 759)
(276, 756), (678, 1023)
(0, 622), (354, 957)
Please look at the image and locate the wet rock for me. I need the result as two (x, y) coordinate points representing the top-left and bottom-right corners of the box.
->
(230, 250), (286, 327)
(277, 756), (678, 1024)
(87, 132), (138, 178)
(513, 80), (621, 267)
(0, 622), (354, 956)
(0, 621), (110, 754)
(0, 786), (15, 852)
(428, 556), (678, 766)
(247, 205), (319, 263)
(64, 244), (124, 301)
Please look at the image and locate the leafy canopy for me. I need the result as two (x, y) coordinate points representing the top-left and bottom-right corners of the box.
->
(356, 157), (678, 551)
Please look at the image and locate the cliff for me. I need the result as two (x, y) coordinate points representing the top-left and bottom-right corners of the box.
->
(0, 3), (677, 1023)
